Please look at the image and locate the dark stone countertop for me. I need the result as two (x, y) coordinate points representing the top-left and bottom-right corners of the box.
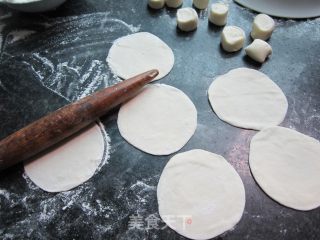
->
(0, 0), (319, 239)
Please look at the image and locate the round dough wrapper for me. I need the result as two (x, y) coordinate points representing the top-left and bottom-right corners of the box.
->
(157, 149), (246, 240)
(118, 84), (197, 155)
(24, 124), (105, 192)
(250, 126), (320, 211)
(107, 32), (174, 81)
(208, 68), (288, 130)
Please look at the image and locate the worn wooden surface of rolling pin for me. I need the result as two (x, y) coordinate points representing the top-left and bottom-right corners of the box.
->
(0, 69), (159, 171)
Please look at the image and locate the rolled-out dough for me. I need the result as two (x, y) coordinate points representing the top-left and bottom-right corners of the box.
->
(24, 123), (106, 192)
(208, 68), (288, 130)
(157, 149), (245, 239)
(107, 32), (174, 81)
(117, 84), (197, 155)
(250, 126), (320, 211)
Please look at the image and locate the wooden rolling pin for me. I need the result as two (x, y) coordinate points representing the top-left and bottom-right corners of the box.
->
(0, 69), (159, 171)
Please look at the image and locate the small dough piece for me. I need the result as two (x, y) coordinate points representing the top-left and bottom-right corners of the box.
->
(251, 14), (275, 40)
(166, 0), (183, 8)
(118, 84), (197, 155)
(208, 68), (288, 130)
(177, 8), (199, 32)
(107, 32), (174, 81)
(148, 0), (165, 9)
(250, 126), (320, 211)
(157, 149), (246, 240)
(209, 3), (229, 26)
(193, 0), (209, 10)
(245, 39), (272, 63)
(24, 124), (105, 193)
(221, 26), (245, 52)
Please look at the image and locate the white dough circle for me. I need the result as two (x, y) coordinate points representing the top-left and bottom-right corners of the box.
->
(24, 124), (106, 193)
(250, 127), (320, 211)
(117, 84), (197, 155)
(107, 32), (174, 81)
(251, 14), (275, 40)
(157, 149), (246, 240)
(177, 7), (199, 32)
(208, 68), (288, 130)
(221, 26), (245, 52)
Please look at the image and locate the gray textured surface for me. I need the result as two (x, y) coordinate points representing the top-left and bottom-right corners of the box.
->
(0, 0), (319, 239)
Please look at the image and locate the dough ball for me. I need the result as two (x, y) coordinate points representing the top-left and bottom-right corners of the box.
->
(166, 0), (183, 8)
(177, 7), (199, 32)
(157, 149), (245, 240)
(209, 3), (229, 26)
(250, 127), (320, 211)
(107, 32), (174, 81)
(148, 0), (165, 9)
(221, 26), (245, 52)
(117, 84), (197, 155)
(24, 124), (105, 192)
(193, 0), (209, 10)
(208, 68), (288, 130)
(251, 14), (275, 40)
(245, 39), (272, 63)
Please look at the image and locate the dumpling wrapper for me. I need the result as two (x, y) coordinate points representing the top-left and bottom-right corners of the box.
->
(208, 68), (288, 130)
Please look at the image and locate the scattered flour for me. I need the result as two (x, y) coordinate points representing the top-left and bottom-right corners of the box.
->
(0, 12), (140, 102)
(0, 189), (11, 200)
(227, 130), (254, 176)
(0, 10), (145, 239)
(3, 5), (319, 240)
(0, 24), (5, 51)
(7, 30), (36, 43)
(0, 174), (160, 238)
(22, 172), (40, 190)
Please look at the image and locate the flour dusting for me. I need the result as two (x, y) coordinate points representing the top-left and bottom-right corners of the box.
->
(0, 189), (11, 200)
(97, 121), (111, 172)
(22, 172), (40, 190)
(0, 12), (140, 102)
(7, 30), (36, 43)
(0, 11), (144, 239)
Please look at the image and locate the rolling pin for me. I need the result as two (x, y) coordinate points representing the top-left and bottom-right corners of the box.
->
(0, 69), (159, 171)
